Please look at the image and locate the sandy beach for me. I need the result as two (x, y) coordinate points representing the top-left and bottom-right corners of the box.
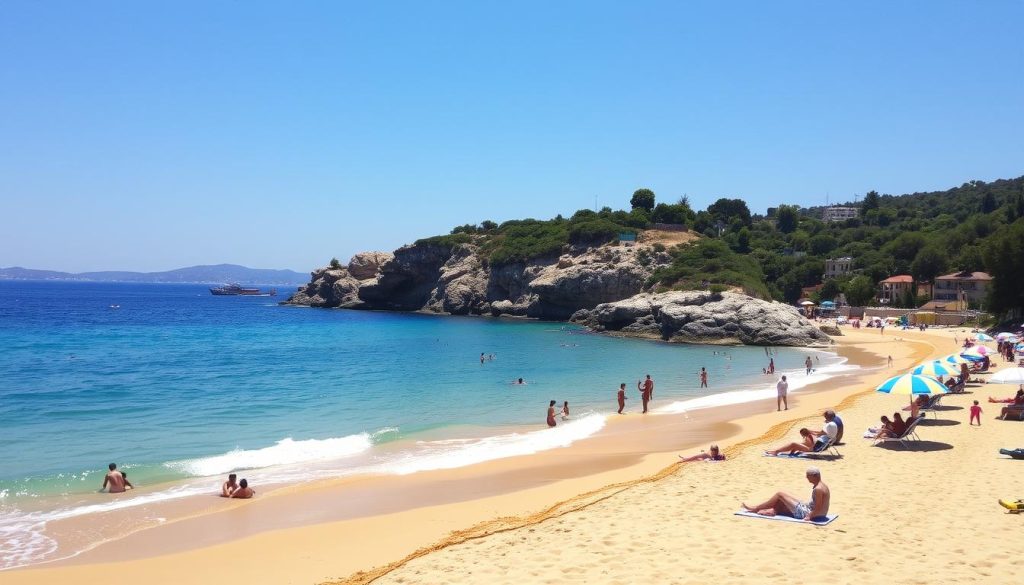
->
(7, 326), (1023, 585)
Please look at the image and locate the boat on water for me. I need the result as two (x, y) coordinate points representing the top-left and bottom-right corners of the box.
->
(209, 283), (277, 296)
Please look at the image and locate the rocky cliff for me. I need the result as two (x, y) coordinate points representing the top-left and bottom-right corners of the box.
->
(284, 239), (670, 320)
(570, 291), (833, 346)
(284, 239), (834, 347)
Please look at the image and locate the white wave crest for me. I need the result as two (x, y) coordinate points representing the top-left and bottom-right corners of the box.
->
(165, 433), (374, 477)
(374, 413), (606, 475)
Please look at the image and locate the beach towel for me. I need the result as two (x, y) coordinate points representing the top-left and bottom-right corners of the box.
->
(763, 451), (831, 459)
(734, 511), (838, 525)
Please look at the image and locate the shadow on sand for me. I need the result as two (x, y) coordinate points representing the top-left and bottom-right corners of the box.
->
(918, 418), (961, 426)
(877, 440), (953, 452)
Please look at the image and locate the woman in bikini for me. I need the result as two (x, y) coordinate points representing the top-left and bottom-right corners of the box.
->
(547, 400), (557, 427)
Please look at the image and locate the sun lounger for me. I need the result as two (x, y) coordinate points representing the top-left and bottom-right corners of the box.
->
(765, 435), (840, 458)
(734, 511), (838, 525)
(919, 394), (944, 417)
(873, 416), (923, 448)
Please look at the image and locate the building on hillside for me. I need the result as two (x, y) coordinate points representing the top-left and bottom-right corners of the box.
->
(823, 257), (854, 280)
(822, 207), (859, 222)
(933, 271), (993, 306)
(878, 275), (914, 304)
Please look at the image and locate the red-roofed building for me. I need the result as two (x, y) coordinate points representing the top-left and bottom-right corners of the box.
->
(934, 271), (993, 306)
(878, 274), (914, 304)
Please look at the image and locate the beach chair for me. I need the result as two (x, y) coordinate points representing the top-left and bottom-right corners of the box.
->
(874, 416), (923, 448)
(769, 435), (840, 458)
(918, 394), (944, 418)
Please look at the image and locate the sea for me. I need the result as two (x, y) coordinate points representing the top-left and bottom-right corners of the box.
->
(0, 281), (851, 569)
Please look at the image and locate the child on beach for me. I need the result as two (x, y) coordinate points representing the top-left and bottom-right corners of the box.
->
(970, 401), (982, 426)
(561, 401), (570, 420)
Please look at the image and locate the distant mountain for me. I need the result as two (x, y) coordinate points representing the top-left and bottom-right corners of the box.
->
(0, 264), (310, 285)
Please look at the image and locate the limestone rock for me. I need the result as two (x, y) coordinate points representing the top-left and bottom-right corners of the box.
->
(347, 251), (394, 280)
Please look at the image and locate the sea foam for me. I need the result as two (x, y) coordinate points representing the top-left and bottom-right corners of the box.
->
(165, 433), (375, 477)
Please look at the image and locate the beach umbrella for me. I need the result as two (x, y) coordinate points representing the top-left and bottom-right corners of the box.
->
(876, 373), (949, 408)
(974, 333), (995, 342)
(909, 361), (959, 378)
(1015, 342), (1024, 352)
(996, 332), (1016, 341)
(962, 346), (992, 358)
(942, 353), (969, 365)
(990, 368), (1024, 384)
(800, 300), (816, 306)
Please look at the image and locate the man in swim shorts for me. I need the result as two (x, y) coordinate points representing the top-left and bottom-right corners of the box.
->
(229, 478), (255, 499)
(742, 467), (830, 521)
(101, 463), (126, 493)
(638, 374), (654, 413)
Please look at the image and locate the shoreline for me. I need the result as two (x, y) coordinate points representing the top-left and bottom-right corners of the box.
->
(2, 326), (950, 584)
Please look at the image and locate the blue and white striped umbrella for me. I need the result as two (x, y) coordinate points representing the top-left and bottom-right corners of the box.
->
(941, 354), (969, 366)
(876, 374), (949, 396)
(909, 361), (959, 378)
(975, 333), (995, 342)
(1015, 343), (1024, 352)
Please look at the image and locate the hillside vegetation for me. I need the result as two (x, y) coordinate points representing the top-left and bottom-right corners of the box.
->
(418, 177), (1024, 314)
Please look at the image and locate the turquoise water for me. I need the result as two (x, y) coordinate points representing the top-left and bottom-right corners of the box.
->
(0, 281), (846, 568)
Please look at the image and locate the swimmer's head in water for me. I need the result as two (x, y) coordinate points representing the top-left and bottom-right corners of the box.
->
(518, 378), (523, 383)
(108, 463), (117, 471)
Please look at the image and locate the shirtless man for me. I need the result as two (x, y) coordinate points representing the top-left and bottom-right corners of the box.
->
(637, 375), (654, 413)
(776, 375), (789, 411)
(742, 467), (830, 522)
(221, 473), (238, 497)
(229, 478), (255, 499)
(101, 463), (126, 493)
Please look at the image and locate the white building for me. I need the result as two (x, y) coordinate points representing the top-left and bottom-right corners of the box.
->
(822, 207), (859, 222)
(824, 257), (854, 280)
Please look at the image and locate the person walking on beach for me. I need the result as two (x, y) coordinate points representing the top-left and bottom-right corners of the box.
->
(970, 400), (983, 426)
(101, 463), (127, 493)
(699, 367), (708, 388)
(638, 375), (654, 413)
(617, 383), (627, 414)
(887, 355), (893, 368)
(547, 400), (558, 427)
(804, 356), (813, 375)
(776, 375), (789, 411)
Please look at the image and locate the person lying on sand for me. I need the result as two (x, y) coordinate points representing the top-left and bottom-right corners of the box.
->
(679, 444), (725, 462)
(229, 478), (255, 499)
(221, 473), (238, 497)
(990, 389), (1024, 404)
(742, 467), (830, 522)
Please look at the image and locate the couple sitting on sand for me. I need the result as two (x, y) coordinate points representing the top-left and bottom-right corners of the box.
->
(764, 410), (842, 456)
(743, 467), (831, 522)
(221, 473), (255, 499)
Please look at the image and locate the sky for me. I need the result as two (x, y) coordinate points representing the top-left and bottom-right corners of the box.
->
(1, 1), (1022, 273)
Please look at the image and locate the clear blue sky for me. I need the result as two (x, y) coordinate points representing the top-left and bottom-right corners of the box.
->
(2, 1), (1022, 272)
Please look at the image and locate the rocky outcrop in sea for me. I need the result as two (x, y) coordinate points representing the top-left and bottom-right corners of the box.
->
(284, 239), (834, 347)
(569, 291), (833, 346)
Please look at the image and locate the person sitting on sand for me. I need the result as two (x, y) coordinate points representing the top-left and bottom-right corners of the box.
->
(229, 478), (254, 499)
(742, 467), (830, 522)
(824, 410), (843, 443)
(221, 473), (238, 497)
(101, 463), (126, 493)
(679, 444), (726, 462)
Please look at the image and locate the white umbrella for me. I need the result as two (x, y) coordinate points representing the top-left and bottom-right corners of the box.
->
(800, 300), (816, 306)
(990, 368), (1024, 384)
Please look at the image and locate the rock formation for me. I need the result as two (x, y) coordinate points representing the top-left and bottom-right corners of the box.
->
(570, 291), (833, 347)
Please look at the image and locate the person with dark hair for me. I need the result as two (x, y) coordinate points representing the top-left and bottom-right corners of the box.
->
(617, 383), (627, 414)
(547, 400), (557, 427)
(221, 473), (238, 497)
(101, 463), (126, 493)
(638, 374), (654, 413)
(679, 444), (726, 462)
(230, 478), (254, 499)
(561, 401), (570, 421)
(120, 471), (134, 490)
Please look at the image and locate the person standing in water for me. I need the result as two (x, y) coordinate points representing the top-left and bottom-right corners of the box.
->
(617, 383), (627, 414)
(768, 357), (775, 374)
(804, 356), (813, 375)
(638, 374), (654, 413)
(547, 400), (557, 427)
(777, 375), (789, 411)
(561, 401), (570, 420)
(699, 367), (708, 388)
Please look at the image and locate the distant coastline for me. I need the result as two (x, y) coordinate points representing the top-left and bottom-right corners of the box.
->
(0, 264), (309, 286)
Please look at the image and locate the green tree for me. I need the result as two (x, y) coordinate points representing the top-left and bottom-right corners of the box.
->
(329, 257), (342, 269)
(910, 245), (946, 282)
(981, 190), (997, 213)
(630, 188), (656, 212)
(842, 275), (877, 306)
(955, 245), (984, 272)
(776, 204), (799, 233)
(983, 219), (1024, 314)
(861, 190), (880, 214)
(707, 198), (752, 227)
(736, 227), (751, 253)
(898, 288), (917, 309)
(651, 203), (693, 225)
(480, 220), (498, 232)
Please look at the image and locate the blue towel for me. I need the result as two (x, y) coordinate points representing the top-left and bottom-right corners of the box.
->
(734, 510), (837, 525)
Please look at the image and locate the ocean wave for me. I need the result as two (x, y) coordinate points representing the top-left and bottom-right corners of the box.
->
(372, 413), (606, 475)
(656, 360), (858, 415)
(165, 433), (375, 477)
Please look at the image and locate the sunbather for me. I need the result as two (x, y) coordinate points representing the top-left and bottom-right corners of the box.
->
(867, 415), (896, 439)
(742, 467), (831, 521)
(999, 392), (1024, 420)
(765, 426), (832, 456)
(890, 412), (908, 437)
(990, 389), (1024, 404)
(679, 444), (726, 462)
